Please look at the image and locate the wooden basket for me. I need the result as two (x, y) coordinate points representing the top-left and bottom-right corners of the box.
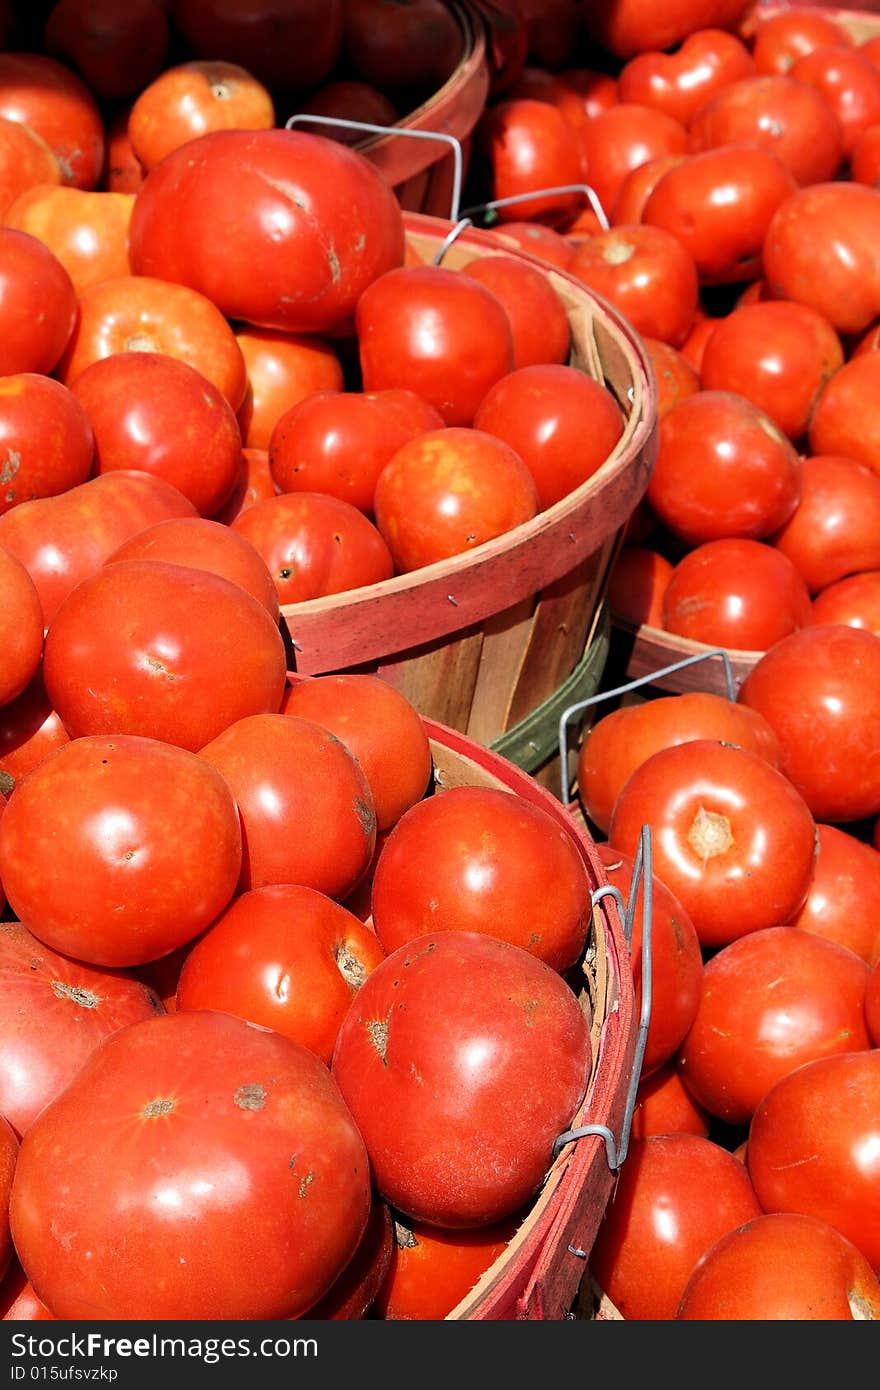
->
(611, 618), (762, 698)
(281, 214), (658, 774)
(411, 719), (637, 1321)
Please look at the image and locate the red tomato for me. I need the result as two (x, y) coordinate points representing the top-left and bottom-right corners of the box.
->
(56, 275), (249, 413)
(750, 8), (854, 76)
(811, 569), (880, 636)
(175, 884), (386, 1065)
(568, 224), (699, 347)
(472, 363), (624, 511)
(231, 491), (393, 603)
(676, 1213), (880, 1321)
(3, 186), (134, 296)
(747, 1050), (880, 1272)
(597, 843), (703, 1078)
(0, 546), (43, 707)
(606, 544), (674, 628)
(234, 327), (344, 452)
(582, 0), (752, 61)
(678, 313), (718, 374)
(0, 919), (163, 1136)
(341, 0), (462, 96)
(370, 785), (591, 973)
(0, 1263), (55, 1321)
(678, 926), (870, 1126)
(738, 623), (880, 823)
(101, 103), (145, 194)
(0, 51), (104, 189)
(642, 144), (797, 285)
(308, 1197), (393, 1321)
(199, 712), (376, 900)
(608, 739), (817, 950)
(491, 220), (574, 270)
(660, 537), (813, 650)
(0, 734), (242, 967)
(211, 446), (278, 527)
(515, 0), (580, 71)
(373, 1210), (520, 1320)
(763, 181), (880, 335)
(808, 352), (880, 480)
(770, 454), (880, 593)
(787, 823), (880, 966)
(0, 469), (198, 628)
(643, 337), (700, 418)
(171, 0), (344, 94)
(475, 97), (587, 226)
(688, 73), (843, 186)
(70, 351), (242, 518)
(43, 0), (169, 101)
(867, 962), (880, 1045)
(646, 389), (802, 545)
(578, 102), (689, 222)
(372, 428), (539, 572)
(618, 27), (756, 127)
(42, 559), (287, 752)
(788, 44), (880, 156)
(128, 60), (275, 171)
(577, 689), (781, 837)
(0, 673), (70, 791)
(630, 1059), (711, 1141)
(459, 254), (571, 369)
(0, 115), (61, 220)
(280, 674), (433, 831)
(0, 228), (76, 377)
(699, 299), (843, 442)
(609, 153), (686, 225)
(356, 265), (514, 427)
(295, 78), (399, 144)
(849, 120), (880, 186)
(10, 1010), (371, 1319)
(0, 374), (93, 517)
(588, 1133), (762, 1321)
(331, 930), (592, 1227)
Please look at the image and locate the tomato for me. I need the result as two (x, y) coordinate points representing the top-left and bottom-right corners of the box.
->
(515, 0), (580, 72)
(0, 115), (61, 220)
(105, 515), (280, 621)
(867, 962), (880, 1046)
(597, 843), (702, 1078)
(0, 672), (70, 792)
(808, 352), (880, 480)
(332, 930), (592, 1227)
(0, 374), (94, 517)
(268, 389), (441, 516)
(577, 102), (688, 223)
(588, 1133), (762, 1321)
(472, 363), (624, 511)
(643, 337), (700, 419)
(0, 228), (75, 379)
(171, 0), (344, 95)
(0, 546), (43, 708)
(787, 823), (880, 967)
(128, 128), (406, 336)
(577, 689), (781, 837)
(0, 1263), (55, 1321)
(749, 8), (854, 76)
(676, 1213), (880, 1321)
(10, 1010), (371, 1319)
(678, 313), (718, 374)
(630, 1059), (711, 1141)
(0, 469), (198, 628)
(811, 569), (880, 636)
(609, 153), (686, 226)
(3, 186), (134, 296)
(475, 97), (586, 226)
(0, 733), (242, 968)
(199, 712), (376, 900)
(789, 44), (880, 157)
(738, 623), (880, 823)
(372, 427), (539, 572)
(747, 1051), (880, 1272)
(308, 1197), (393, 1321)
(370, 785), (591, 973)
(459, 254), (571, 370)
(491, 220), (574, 270)
(608, 739), (817, 950)
(642, 144), (797, 285)
(849, 120), (880, 187)
(356, 265), (514, 427)
(373, 1210), (520, 1320)
(128, 60), (275, 172)
(280, 673), (432, 831)
(583, 0), (751, 60)
(0, 51), (104, 189)
(341, 0), (462, 97)
(234, 328), (344, 452)
(606, 544), (673, 628)
(70, 351), (242, 518)
(678, 926), (870, 1127)
(688, 73), (843, 186)
(43, 559), (287, 751)
(176, 883), (386, 1064)
(295, 79), (399, 144)
(762, 181), (880, 335)
(56, 275), (249, 413)
(660, 537), (812, 650)
(699, 299), (843, 443)
(230, 491), (393, 603)
(646, 390), (802, 545)
(617, 27), (756, 128)
(211, 446), (278, 526)
(568, 224), (699, 348)
(0, 918), (164, 1136)
(43, 0), (169, 102)
(770, 454), (880, 593)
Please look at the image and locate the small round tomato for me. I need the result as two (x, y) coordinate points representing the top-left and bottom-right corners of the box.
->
(789, 44), (880, 156)
(770, 454), (880, 593)
(0, 545), (43, 707)
(128, 60), (275, 171)
(0, 673), (70, 791)
(630, 1060), (711, 1142)
(811, 569), (880, 636)
(750, 8), (854, 76)
(234, 327), (344, 451)
(688, 74), (843, 186)
(608, 739), (817, 950)
(660, 537), (812, 650)
(618, 27), (756, 127)
(460, 255), (571, 369)
(373, 1210), (520, 1320)
(492, 221), (574, 270)
(568, 223), (699, 347)
(3, 186), (133, 296)
(577, 101), (688, 221)
(787, 823), (880, 966)
(0, 374), (94, 516)
(0, 227), (76, 377)
(472, 364), (624, 510)
(808, 352), (880, 479)
(475, 97), (586, 226)
(643, 337), (700, 418)
(606, 544), (673, 628)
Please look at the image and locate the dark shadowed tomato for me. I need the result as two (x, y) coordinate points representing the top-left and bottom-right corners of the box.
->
(618, 27), (756, 127)
(0, 374), (93, 517)
(568, 224), (699, 347)
(688, 74), (843, 186)
(10, 1010), (371, 1319)
(660, 537), (812, 650)
(43, 0), (169, 102)
(373, 1209), (520, 1320)
(128, 59), (275, 172)
(0, 228), (76, 377)
(0, 1114), (16, 1281)
(608, 739), (817, 950)
(770, 454), (880, 593)
(341, 0), (462, 96)
(606, 544), (673, 628)
(0, 672), (69, 793)
(308, 1197), (393, 1321)
(170, 0), (344, 95)
(0, 546), (42, 708)
(0, 1262), (55, 1321)
(332, 930), (591, 1227)
(0, 734), (242, 967)
(234, 328), (344, 452)
(295, 78), (398, 144)
(0, 51), (105, 189)
(787, 823), (880, 967)
(630, 1059), (711, 1141)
